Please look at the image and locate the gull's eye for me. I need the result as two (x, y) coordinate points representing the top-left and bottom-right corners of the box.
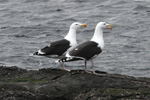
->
(76, 24), (78, 25)
(104, 23), (106, 25)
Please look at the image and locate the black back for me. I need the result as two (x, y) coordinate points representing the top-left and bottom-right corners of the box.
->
(69, 41), (102, 60)
(40, 39), (70, 56)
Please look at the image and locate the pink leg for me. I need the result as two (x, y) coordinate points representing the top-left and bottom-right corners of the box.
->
(62, 62), (71, 72)
(60, 62), (63, 69)
(84, 60), (92, 73)
(91, 60), (96, 74)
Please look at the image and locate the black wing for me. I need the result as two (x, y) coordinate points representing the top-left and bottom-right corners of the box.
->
(40, 39), (70, 56)
(69, 41), (102, 60)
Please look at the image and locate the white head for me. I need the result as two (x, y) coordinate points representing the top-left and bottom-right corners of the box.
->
(65, 22), (86, 46)
(91, 22), (113, 49)
(96, 22), (113, 29)
(70, 22), (87, 30)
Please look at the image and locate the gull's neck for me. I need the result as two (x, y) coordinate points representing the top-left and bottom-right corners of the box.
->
(64, 28), (77, 46)
(90, 26), (104, 49)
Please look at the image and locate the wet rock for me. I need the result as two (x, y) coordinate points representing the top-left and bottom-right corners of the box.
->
(0, 66), (150, 100)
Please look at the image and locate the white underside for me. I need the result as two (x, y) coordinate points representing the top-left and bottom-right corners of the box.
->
(38, 49), (45, 54)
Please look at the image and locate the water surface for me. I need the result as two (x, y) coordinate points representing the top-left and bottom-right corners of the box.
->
(0, 0), (150, 77)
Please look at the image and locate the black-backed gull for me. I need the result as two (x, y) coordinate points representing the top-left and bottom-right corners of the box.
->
(57, 22), (112, 74)
(33, 22), (86, 71)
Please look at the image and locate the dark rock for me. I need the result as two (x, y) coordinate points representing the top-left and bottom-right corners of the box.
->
(0, 66), (150, 100)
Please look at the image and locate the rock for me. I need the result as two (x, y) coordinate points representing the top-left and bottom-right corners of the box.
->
(0, 66), (150, 100)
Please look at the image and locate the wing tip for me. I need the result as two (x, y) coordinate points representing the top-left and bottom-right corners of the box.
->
(55, 57), (72, 63)
(56, 56), (85, 63)
(30, 52), (40, 57)
(30, 53), (34, 56)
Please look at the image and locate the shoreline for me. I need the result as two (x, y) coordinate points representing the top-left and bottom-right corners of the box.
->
(0, 66), (150, 100)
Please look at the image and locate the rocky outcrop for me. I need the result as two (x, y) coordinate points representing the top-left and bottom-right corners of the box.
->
(0, 66), (150, 100)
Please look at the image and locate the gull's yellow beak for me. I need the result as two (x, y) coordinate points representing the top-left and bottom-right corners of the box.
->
(80, 24), (87, 27)
(109, 24), (113, 27)
(106, 24), (113, 30)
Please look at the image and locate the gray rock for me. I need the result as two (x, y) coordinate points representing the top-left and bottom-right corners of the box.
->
(0, 66), (150, 100)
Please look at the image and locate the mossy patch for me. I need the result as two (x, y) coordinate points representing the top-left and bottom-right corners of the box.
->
(12, 77), (45, 83)
(100, 88), (139, 96)
(86, 88), (149, 99)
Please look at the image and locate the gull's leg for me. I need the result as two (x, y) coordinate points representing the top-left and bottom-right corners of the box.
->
(84, 60), (92, 73)
(84, 60), (87, 72)
(91, 60), (100, 75)
(59, 62), (63, 69)
(91, 60), (96, 74)
(62, 62), (71, 72)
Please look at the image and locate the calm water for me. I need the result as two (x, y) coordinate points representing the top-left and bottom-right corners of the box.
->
(0, 0), (150, 77)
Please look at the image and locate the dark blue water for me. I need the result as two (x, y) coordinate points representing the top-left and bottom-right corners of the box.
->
(0, 0), (150, 77)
